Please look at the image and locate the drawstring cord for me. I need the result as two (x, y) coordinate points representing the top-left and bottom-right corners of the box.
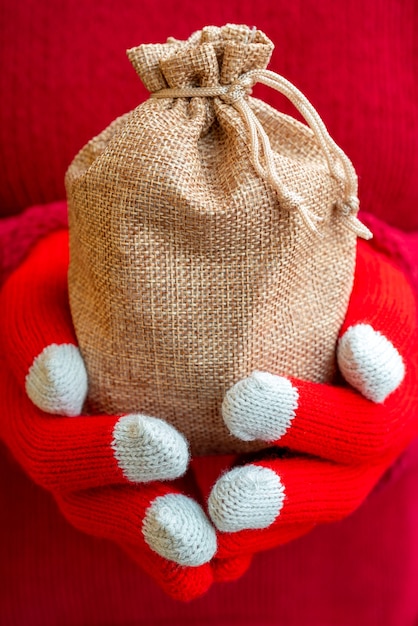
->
(152, 69), (372, 239)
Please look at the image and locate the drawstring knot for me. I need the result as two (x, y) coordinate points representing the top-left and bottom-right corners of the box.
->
(338, 195), (360, 217)
(152, 69), (372, 240)
(335, 195), (372, 239)
(220, 75), (254, 104)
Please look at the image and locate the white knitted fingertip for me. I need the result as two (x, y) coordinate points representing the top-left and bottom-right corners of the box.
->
(222, 371), (299, 442)
(208, 464), (285, 532)
(111, 414), (190, 483)
(25, 344), (88, 416)
(142, 494), (217, 566)
(337, 324), (405, 403)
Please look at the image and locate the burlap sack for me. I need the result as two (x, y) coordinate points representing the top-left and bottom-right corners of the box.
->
(66, 24), (370, 456)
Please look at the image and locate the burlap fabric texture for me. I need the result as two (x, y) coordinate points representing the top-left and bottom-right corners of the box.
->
(66, 24), (370, 456)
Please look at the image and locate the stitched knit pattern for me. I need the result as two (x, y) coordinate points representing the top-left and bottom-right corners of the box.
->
(337, 324), (405, 403)
(25, 343), (88, 416)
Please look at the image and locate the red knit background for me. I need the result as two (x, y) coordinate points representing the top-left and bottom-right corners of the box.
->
(1, 0), (417, 231)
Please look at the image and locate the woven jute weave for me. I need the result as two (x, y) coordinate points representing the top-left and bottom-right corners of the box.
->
(66, 24), (365, 456)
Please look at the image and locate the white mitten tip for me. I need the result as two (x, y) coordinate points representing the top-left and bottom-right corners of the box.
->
(142, 493), (217, 566)
(208, 464), (285, 532)
(25, 343), (88, 416)
(222, 371), (298, 442)
(337, 324), (405, 403)
(112, 414), (190, 483)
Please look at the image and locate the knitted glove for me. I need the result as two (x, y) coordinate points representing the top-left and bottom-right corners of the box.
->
(0, 229), (260, 599)
(198, 241), (418, 558)
(1, 229), (417, 598)
(0, 230), (252, 600)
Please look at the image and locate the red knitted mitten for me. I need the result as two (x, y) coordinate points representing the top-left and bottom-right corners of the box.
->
(0, 231), (220, 600)
(0, 230), (257, 599)
(199, 242), (418, 557)
(0, 356), (225, 601)
(1, 231), (417, 598)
